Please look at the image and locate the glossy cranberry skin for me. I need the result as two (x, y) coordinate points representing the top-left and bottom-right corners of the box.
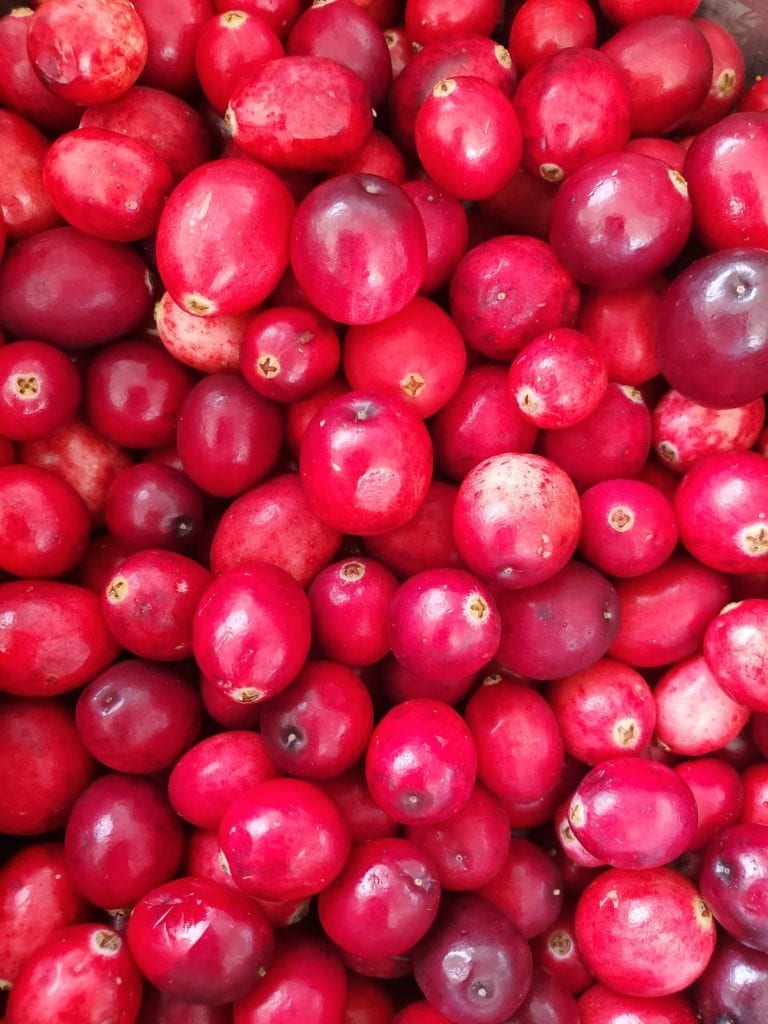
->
(0, 109), (61, 241)
(344, 974), (397, 1024)
(453, 452), (581, 590)
(132, 0), (211, 96)
(394, 1004), (452, 1024)
(575, 278), (664, 386)
(193, 565), (311, 704)
(128, 876), (274, 1005)
(656, 248), (768, 409)
(27, 0), (148, 104)
(299, 390), (432, 535)
(0, 340), (80, 443)
(466, 681), (564, 804)
(139, 989), (233, 1023)
(477, 835), (563, 940)
(343, 297), (466, 420)
(76, 659), (201, 773)
(0, 226), (152, 349)
(178, 375), (282, 499)
(704, 599), (768, 711)
(568, 757), (697, 869)
(673, 758), (744, 851)
(653, 390), (764, 475)
(308, 557), (396, 666)
(449, 234), (579, 359)
(291, 174), (427, 325)
(259, 660), (374, 780)
(366, 698), (477, 825)
(219, 777), (351, 900)
(320, 764), (399, 845)
(240, 306), (340, 404)
(700, 823), (768, 952)
(548, 152), (691, 289)
(0, 842), (88, 988)
(211, 473), (342, 587)
(79, 85), (211, 182)
(156, 159), (295, 318)
(694, 935), (768, 1024)
(0, 696), (95, 835)
(677, 18), (745, 134)
(575, 867), (716, 996)
(414, 895), (533, 1024)
(514, 48), (631, 184)
(401, 179), (469, 294)
(233, 931), (347, 1024)
(579, 985), (699, 1024)
(195, 10), (283, 114)
(5, 924), (143, 1024)
(85, 339), (193, 450)
(676, 451), (768, 575)
(318, 837), (441, 958)
(64, 773), (184, 910)
(600, 15), (712, 135)
(104, 463), (205, 554)
(530, 906), (593, 995)
(508, 0), (596, 72)
(0, 579), (119, 697)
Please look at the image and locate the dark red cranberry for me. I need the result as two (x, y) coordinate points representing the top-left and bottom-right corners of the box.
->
(128, 876), (275, 1005)
(507, 965), (580, 1024)
(138, 988), (234, 1024)
(694, 935), (768, 1024)
(575, 278), (664, 386)
(76, 659), (201, 773)
(0, 15), (81, 134)
(219, 777), (351, 900)
(344, 974), (397, 1024)
(700, 823), (768, 952)
(104, 462), (205, 553)
(0, 340), (81, 442)
(479, 836), (563, 939)
(320, 764), (400, 845)
(400, 179), (469, 294)
(530, 905), (594, 995)
(132, 0), (211, 96)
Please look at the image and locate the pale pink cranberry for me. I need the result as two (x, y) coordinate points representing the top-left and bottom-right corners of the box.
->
(155, 290), (249, 373)
(652, 389), (764, 474)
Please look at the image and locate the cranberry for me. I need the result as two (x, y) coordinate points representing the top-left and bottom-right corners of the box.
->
(5, 924), (143, 1024)
(64, 773), (185, 910)
(575, 867), (716, 996)
(673, 758), (744, 851)
(343, 297), (467, 419)
(449, 234), (579, 360)
(195, 10), (283, 114)
(741, 762), (768, 825)
(318, 837), (441, 958)
(128, 876), (274, 1005)
(219, 777), (351, 900)
(155, 290), (249, 373)
(678, 19), (746, 133)
(530, 905), (594, 995)
(259, 660), (374, 780)
(290, 174), (427, 325)
(655, 247), (768, 409)
(193, 564), (311, 704)
(344, 974), (397, 1024)
(413, 895), (533, 1024)
(155, 158), (295, 317)
(75, 659), (201, 773)
(320, 764), (399, 845)
(652, 389), (764, 474)
(478, 835), (563, 940)
(579, 985), (700, 1024)
(226, 56), (372, 172)
(401, 179), (469, 294)
(0, 226), (153, 349)
(365, 698), (477, 825)
(700, 823), (768, 952)
(547, 658), (656, 764)
(508, 0), (596, 72)
(567, 757), (698, 869)
(575, 278), (664, 386)
(0, 109), (61, 240)
(694, 935), (768, 1024)
(465, 680), (564, 805)
(299, 390), (433, 535)
(394, 1004), (452, 1024)
(704, 599), (768, 711)
(104, 462), (205, 554)
(339, 128), (407, 183)
(138, 989), (234, 1023)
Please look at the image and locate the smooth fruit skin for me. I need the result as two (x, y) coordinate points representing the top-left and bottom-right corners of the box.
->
(195, 10), (284, 114)
(127, 876), (275, 1006)
(155, 158), (295, 317)
(5, 924), (144, 1024)
(579, 985), (699, 1024)
(155, 290), (249, 373)
(365, 698), (478, 825)
(290, 173), (427, 325)
(694, 935), (768, 1024)
(453, 452), (581, 589)
(700, 823), (768, 953)
(704, 599), (768, 711)
(575, 867), (716, 997)
(0, 108), (61, 238)
(299, 390), (433, 535)
(219, 778), (351, 901)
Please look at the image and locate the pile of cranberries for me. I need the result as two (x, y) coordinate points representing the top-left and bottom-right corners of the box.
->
(2, 0), (768, 1020)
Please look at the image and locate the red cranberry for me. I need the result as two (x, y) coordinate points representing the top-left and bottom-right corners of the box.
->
(344, 974), (397, 1024)
(704, 599), (768, 711)
(449, 234), (579, 360)
(413, 895), (533, 1024)
(567, 757), (698, 869)
(0, 340), (81, 442)
(673, 758), (744, 851)
(318, 837), (441, 958)
(677, 19), (746, 133)
(193, 564), (311, 704)
(508, 0), (596, 72)
(579, 984), (700, 1024)
(575, 278), (664, 386)
(76, 659), (201, 773)
(401, 179), (469, 294)
(655, 247), (768, 408)
(0, 226), (153, 349)
(5, 924), (143, 1024)
(219, 777), (351, 900)
(232, 931), (348, 1024)
(104, 462), (205, 553)
(299, 389), (433, 536)
(547, 658), (656, 764)
(338, 127), (407, 183)
(259, 660), (374, 780)
(530, 905), (594, 995)
(741, 762), (768, 825)
(575, 867), (716, 996)
(138, 988), (234, 1023)
(365, 698), (477, 825)
(0, 842), (88, 989)
(654, 389), (765, 475)
(155, 158), (295, 317)
(478, 835), (563, 940)
(27, 0), (148, 104)
(0, 109), (61, 242)
(0, 578), (118, 696)
(64, 773), (184, 910)
(290, 174), (427, 325)
(195, 10), (283, 114)
(320, 763), (400, 845)
(155, 290), (249, 373)
(343, 296), (467, 419)
(600, 15), (712, 135)
(128, 876), (274, 1005)
(465, 680), (564, 805)
(394, 1004), (452, 1024)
